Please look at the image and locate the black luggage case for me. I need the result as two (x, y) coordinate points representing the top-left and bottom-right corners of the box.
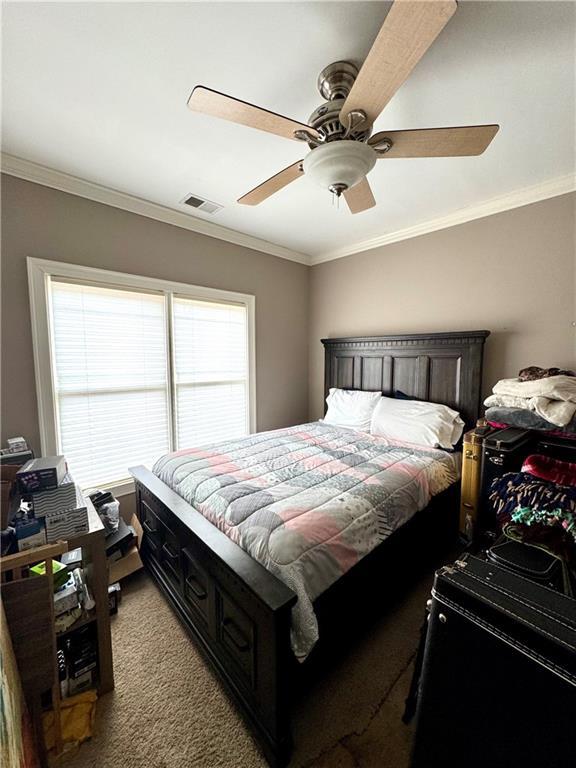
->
(486, 538), (564, 589)
(411, 555), (576, 768)
(536, 435), (576, 463)
(479, 427), (535, 529)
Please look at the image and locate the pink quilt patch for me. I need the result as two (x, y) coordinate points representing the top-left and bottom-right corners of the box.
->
(324, 535), (359, 572)
(283, 510), (343, 544)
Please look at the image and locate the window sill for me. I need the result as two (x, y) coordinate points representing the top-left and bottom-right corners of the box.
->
(83, 478), (135, 499)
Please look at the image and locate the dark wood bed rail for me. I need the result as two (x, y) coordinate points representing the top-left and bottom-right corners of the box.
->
(129, 466), (297, 766)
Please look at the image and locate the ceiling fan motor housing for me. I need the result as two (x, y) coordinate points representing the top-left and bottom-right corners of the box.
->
(302, 140), (377, 195)
(308, 99), (371, 145)
(304, 61), (372, 147)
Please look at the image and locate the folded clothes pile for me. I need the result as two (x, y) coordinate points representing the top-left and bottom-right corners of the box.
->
(490, 455), (576, 547)
(489, 453), (576, 594)
(484, 367), (576, 434)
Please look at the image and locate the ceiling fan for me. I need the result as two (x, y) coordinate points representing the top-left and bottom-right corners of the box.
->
(187, 0), (499, 214)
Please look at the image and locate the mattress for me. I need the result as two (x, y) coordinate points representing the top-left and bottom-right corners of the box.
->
(153, 422), (461, 658)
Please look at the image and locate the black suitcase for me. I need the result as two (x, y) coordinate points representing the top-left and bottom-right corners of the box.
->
(536, 436), (576, 463)
(411, 555), (576, 768)
(479, 427), (535, 530)
(486, 538), (564, 591)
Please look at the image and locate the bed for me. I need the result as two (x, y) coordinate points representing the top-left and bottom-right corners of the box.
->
(130, 330), (489, 766)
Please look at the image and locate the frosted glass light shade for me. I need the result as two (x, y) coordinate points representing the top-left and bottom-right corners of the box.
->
(303, 140), (377, 192)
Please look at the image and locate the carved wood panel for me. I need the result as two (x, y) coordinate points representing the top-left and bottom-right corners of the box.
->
(323, 331), (489, 428)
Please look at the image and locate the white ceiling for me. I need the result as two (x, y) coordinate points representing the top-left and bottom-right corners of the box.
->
(2, 1), (575, 262)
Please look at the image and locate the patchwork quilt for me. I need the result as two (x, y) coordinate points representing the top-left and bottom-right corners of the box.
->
(153, 422), (460, 659)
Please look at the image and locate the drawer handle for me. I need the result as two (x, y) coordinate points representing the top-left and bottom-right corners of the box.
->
(185, 575), (207, 600)
(147, 537), (160, 554)
(222, 618), (249, 652)
(162, 542), (179, 561)
(142, 519), (157, 535)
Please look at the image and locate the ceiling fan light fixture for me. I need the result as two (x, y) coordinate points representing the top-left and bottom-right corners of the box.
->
(302, 140), (377, 196)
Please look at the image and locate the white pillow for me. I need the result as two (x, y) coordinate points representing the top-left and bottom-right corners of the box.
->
(370, 396), (464, 449)
(323, 388), (381, 432)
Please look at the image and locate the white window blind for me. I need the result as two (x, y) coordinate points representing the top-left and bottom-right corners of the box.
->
(172, 296), (249, 447)
(44, 271), (253, 491)
(50, 280), (170, 488)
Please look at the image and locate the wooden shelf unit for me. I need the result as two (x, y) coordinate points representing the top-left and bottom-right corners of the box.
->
(1, 497), (114, 763)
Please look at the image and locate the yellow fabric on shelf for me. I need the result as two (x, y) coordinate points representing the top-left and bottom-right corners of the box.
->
(43, 690), (97, 753)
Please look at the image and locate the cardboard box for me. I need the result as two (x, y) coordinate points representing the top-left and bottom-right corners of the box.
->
(108, 545), (143, 584)
(32, 474), (78, 518)
(17, 528), (47, 552)
(107, 514), (143, 584)
(44, 490), (89, 542)
(45, 508), (89, 542)
(15, 517), (47, 551)
(0, 464), (21, 529)
(7, 437), (28, 453)
(54, 576), (79, 616)
(31, 559), (69, 590)
(132, 513), (143, 547)
(17, 456), (66, 493)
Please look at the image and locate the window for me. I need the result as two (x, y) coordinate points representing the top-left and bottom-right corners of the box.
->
(172, 297), (249, 447)
(50, 281), (171, 489)
(28, 259), (255, 493)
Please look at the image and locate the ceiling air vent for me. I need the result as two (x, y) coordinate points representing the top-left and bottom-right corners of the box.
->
(182, 193), (223, 215)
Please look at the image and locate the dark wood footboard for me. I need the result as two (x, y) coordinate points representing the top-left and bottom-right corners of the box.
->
(129, 466), (298, 767)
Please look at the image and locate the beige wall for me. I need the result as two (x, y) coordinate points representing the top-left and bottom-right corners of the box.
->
(0, 174), (309, 454)
(2, 176), (575, 460)
(309, 192), (576, 420)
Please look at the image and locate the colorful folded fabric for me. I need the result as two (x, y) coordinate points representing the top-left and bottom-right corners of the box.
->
(508, 508), (576, 544)
(489, 472), (576, 523)
(522, 454), (576, 487)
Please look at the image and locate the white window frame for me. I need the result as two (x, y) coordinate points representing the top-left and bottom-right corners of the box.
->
(27, 257), (256, 497)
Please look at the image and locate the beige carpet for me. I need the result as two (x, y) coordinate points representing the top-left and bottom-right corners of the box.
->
(63, 568), (436, 768)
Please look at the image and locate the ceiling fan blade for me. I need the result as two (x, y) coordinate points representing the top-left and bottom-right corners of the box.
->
(370, 124), (500, 157)
(340, 0), (457, 127)
(188, 86), (319, 142)
(238, 160), (304, 205)
(343, 178), (376, 214)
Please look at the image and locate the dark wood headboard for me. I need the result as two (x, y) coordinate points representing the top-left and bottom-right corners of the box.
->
(322, 330), (490, 429)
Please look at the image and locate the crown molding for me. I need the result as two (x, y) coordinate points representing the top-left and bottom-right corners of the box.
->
(0, 153), (311, 266)
(311, 173), (576, 265)
(2, 152), (573, 268)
